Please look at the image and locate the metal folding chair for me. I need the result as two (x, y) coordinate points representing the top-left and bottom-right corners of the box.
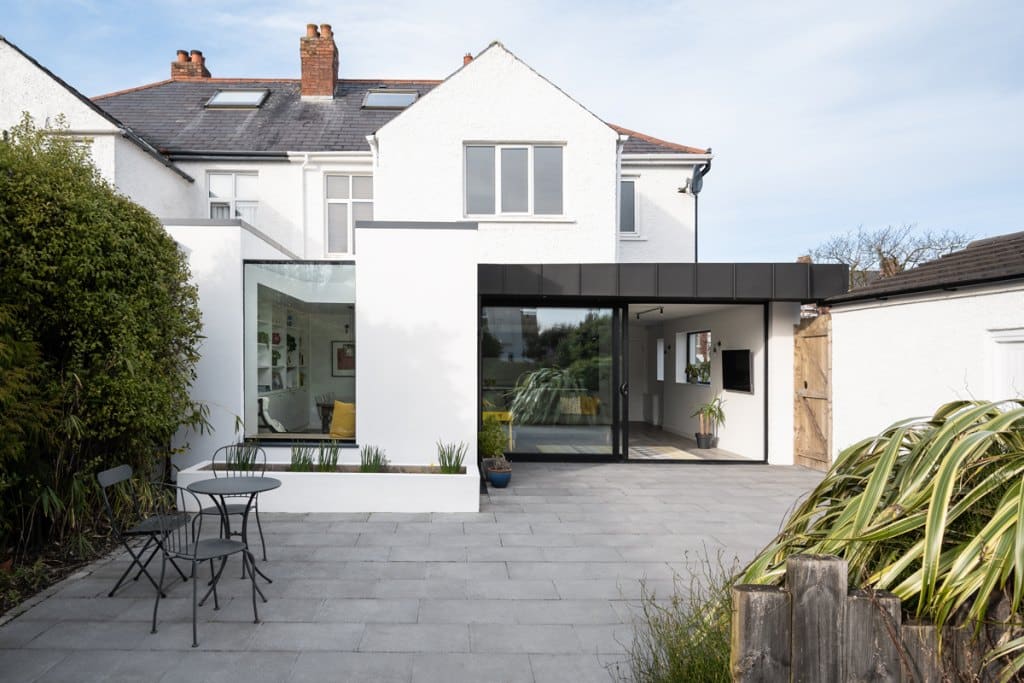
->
(150, 484), (260, 647)
(97, 465), (189, 598)
(199, 444), (269, 560)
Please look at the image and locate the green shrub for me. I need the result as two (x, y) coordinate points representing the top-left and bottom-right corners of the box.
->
(436, 441), (467, 474)
(359, 445), (389, 473)
(478, 416), (506, 458)
(619, 550), (735, 683)
(0, 114), (204, 561)
(741, 400), (1024, 680)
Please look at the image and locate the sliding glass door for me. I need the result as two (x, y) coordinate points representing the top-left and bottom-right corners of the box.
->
(482, 306), (616, 457)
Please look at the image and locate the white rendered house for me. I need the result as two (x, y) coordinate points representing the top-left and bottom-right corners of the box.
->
(0, 26), (847, 511)
(829, 232), (1024, 459)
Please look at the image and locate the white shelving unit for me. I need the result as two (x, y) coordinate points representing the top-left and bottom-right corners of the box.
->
(257, 301), (308, 398)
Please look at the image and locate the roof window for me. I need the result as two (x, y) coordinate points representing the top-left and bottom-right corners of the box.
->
(206, 89), (269, 108)
(362, 90), (417, 109)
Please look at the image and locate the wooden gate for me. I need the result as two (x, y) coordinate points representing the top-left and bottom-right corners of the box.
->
(794, 313), (832, 471)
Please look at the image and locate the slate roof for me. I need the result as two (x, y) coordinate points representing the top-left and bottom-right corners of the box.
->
(94, 79), (440, 155)
(828, 231), (1024, 304)
(94, 79), (708, 156)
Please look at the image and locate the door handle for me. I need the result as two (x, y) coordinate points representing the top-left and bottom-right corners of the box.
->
(619, 383), (629, 396)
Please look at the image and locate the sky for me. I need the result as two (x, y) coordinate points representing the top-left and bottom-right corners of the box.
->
(4, 0), (1023, 261)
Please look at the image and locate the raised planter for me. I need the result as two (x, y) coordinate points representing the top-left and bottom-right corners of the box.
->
(176, 459), (480, 513)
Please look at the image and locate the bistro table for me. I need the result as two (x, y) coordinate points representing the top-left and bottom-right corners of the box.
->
(187, 476), (281, 605)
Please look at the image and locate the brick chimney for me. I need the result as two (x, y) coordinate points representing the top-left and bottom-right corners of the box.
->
(171, 49), (211, 80)
(463, 53), (473, 66)
(300, 23), (338, 99)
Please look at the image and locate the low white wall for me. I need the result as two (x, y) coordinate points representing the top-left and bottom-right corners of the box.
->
(355, 222), (480, 488)
(176, 460), (479, 513)
(659, 305), (765, 459)
(831, 284), (1024, 458)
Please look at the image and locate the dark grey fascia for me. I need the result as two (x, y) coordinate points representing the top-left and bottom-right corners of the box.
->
(479, 262), (849, 303)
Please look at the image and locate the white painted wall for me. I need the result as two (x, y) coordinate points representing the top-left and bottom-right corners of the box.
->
(768, 302), (800, 466)
(658, 306), (765, 459)
(618, 163), (697, 263)
(372, 44), (619, 264)
(113, 136), (193, 217)
(832, 283), (1024, 458)
(355, 223), (478, 483)
(166, 222), (292, 471)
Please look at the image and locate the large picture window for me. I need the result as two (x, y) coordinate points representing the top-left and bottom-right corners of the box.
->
(244, 263), (356, 440)
(465, 144), (563, 216)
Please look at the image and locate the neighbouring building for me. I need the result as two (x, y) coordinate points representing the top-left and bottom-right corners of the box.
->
(0, 26), (847, 511)
(828, 232), (1024, 458)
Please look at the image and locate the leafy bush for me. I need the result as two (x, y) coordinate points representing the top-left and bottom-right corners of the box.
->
(0, 114), (204, 561)
(479, 416), (506, 458)
(741, 400), (1024, 680)
(359, 445), (389, 473)
(618, 550), (735, 683)
(436, 441), (467, 474)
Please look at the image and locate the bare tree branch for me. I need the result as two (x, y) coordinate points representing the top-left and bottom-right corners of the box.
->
(808, 224), (973, 289)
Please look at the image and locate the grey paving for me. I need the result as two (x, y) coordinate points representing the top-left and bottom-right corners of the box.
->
(0, 461), (821, 681)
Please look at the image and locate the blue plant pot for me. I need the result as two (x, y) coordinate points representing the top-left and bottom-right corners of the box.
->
(487, 470), (511, 488)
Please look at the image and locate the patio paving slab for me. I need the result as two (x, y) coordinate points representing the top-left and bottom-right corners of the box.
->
(0, 461), (821, 681)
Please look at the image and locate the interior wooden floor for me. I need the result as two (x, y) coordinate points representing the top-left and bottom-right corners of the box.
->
(627, 421), (753, 461)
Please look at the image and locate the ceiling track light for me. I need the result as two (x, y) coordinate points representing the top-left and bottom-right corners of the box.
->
(635, 306), (664, 320)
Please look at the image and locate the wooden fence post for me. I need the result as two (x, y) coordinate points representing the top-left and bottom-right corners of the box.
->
(844, 589), (901, 682)
(787, 554), (847, 682)
(901, 622), (941, 683)
(731, 584), (791, 682)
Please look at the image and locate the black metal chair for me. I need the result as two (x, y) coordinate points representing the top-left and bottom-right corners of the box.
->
(150, 484), (260, 647)
(198, 444), (268, 560)
(97, 465), (189, 598)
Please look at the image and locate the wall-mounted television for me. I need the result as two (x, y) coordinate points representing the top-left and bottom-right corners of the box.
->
(722, 349), (753, 393)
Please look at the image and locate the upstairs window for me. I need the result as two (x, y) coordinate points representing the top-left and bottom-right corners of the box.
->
(619, 179), (637, 233)
(465, 144), (563, 217)
(325, 175), (373, 255)
(208, 172), (258, 223)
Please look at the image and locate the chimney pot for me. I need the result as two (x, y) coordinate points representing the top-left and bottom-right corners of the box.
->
(171, 48), (211, 79)
(320, 24), (333, 38)
(463, 52), (473, 66)
(306, 23), (319, 37)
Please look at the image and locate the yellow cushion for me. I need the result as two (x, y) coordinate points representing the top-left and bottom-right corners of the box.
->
(482, 410), (512, 424)
(329, 401), (355, 439)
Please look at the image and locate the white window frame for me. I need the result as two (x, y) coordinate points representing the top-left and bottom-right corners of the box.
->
(463, 143), (565, 218)
(208, 171), (258, 222)
(324, 174), (373, 256)
(619, 176), (642, 239)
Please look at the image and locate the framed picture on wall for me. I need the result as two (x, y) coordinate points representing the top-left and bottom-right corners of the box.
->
(331, 340), (355, 377)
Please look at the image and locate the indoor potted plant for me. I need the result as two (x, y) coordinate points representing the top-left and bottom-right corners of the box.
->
(691, 397), (725, 448)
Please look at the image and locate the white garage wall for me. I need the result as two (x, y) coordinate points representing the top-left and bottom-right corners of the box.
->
(831, 283), (1024, 458)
